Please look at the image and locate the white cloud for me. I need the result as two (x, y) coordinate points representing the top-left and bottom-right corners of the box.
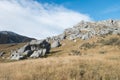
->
(0, 0), (92, 39)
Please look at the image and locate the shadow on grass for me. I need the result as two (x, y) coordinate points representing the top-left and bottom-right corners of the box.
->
(50, 50), (62, 54)
(46, 50), (62, 57)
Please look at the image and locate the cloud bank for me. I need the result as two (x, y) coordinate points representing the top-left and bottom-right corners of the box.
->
(0, 0), (92, 39)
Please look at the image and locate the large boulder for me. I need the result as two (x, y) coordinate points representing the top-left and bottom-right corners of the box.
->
(10, 51), (24, 60)
(30, 49), (46, 58)
(68, 34), (77, 40)
(30, 50), (42, 58)
(17, 43), (31, 53)
(57, 34), (66, 40)
(51, 40), (61, 48)
(22, 50), (33, 57)
(30, 40), (51, 53)
(10, 40), (51, 60)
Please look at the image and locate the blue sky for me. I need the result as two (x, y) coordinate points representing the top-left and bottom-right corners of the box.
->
(0, 0), (120, 39)
(37, 0), (120, 21)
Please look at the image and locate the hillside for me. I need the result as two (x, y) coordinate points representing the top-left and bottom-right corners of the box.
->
(0, 20), (120, 80)
(0, 31), (35, 44)
(0, 34), (120, 80)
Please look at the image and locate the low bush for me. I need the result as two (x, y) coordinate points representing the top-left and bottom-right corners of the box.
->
(80, 42), (96, 49)
(69, 50), (81, 55)
(98, 37), (120, 46)
(99, 51), (107, 54)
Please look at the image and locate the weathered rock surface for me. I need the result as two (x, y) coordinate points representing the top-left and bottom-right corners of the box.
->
(30, 49), (46, 58)
(10, 40), (51, 60)
(10, 51), (24, 60)
(9, 19), (120, 60)
(51, 40), (61, 48)
(0, 52), (5, 57)
(46, 20), (120, 42)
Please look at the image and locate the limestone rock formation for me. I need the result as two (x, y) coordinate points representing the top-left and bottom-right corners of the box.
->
(62, 19), (120, 40)
(46, 20), (120, 42)
(9, 19), (120, 60)
(0, 52), (5, 57)
(10, 40), (51, 60)
(51, 40), (61, 48)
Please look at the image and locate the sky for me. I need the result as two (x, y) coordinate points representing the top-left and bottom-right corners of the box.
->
(38, 0), (120, 20)
(0, 0), (120, 39)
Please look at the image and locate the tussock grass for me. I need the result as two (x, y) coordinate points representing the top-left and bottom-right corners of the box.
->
(80, 42), (96, 49)
(0, 56), (120, 80)
(98, 37), (120, 46)
(0, 35), (120, 80)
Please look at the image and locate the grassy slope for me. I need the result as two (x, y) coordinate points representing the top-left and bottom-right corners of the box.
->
(0, 43), (26, 62)
(0, 34), (120, 80)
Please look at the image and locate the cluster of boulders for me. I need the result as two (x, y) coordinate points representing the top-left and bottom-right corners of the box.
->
(47, 20), (120, 41)
(8, 19), (120, 60)
(46, 34), (66, 42)
(10, 40), (51, 60)
(63, 19), (120, 40)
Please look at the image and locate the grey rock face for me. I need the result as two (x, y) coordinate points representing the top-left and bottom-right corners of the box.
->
(10, 51), (24, 60)
(22, 50), (33, 57)
(68, 34), (78, 40)
(30, 49), (46, 58)
(58, 34), (66, 40)
(50, 34), (66, 41)
(0, 52), (5, 57)
(51, 40), (61, 48)
(62, 19), (120, 40)
(17, 43), (31, 53)
(30, 50), (42, 58)
(112, 28), (120, 34)
(42, 49), (47, 56)
(9, 19), (120, 60)
(10, 40), (51, 60)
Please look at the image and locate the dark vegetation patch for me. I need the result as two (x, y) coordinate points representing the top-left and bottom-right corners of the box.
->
(98, 37), (120, 46)
(80, 42), (96, 49)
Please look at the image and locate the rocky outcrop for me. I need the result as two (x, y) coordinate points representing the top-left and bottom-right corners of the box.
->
(7, 19), (120, 60)
(62, 20), (120, 40)
(10, 40), (51, 60)
(30, 49), (46, 58)
(46, 20), (120, 42)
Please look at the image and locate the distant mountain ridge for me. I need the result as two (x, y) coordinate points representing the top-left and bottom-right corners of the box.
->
(0, 31), (35, 44)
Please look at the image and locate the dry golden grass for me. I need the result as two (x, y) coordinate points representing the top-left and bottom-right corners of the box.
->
(0, 43), (25, 57)
(0, 34), (120, 80)
(0, 56), (120, 80)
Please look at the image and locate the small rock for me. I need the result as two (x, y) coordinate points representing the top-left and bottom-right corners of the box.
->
(0, 52), (5, 57)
